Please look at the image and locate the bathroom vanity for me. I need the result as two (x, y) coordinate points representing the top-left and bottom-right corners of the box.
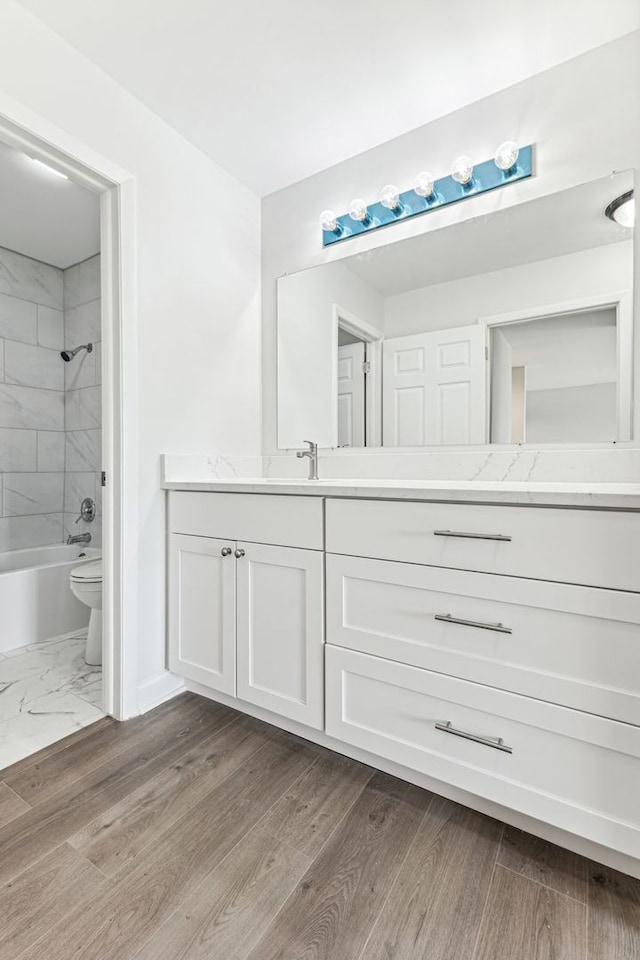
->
(164, 477), (640, 879)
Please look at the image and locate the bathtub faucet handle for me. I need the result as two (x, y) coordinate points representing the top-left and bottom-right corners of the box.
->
(75, 497), (96, 525)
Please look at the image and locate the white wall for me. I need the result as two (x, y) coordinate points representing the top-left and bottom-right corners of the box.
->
(278, 259), (383, 448)
(262, 31), (640, 477)
(526, 383), (617, 443)
(384, 243), (633, 337)
(0, 1), (261, 699)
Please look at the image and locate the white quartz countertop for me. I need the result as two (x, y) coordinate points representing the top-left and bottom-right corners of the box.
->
(161, 476), (640, 508)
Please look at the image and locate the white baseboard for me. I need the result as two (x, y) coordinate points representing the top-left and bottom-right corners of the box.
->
(138, 670), (185, 714)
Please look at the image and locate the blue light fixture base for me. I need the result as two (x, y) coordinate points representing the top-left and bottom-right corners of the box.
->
(322, 145), (533, 246)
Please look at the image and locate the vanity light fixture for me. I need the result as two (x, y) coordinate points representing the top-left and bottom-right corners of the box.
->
(451, 155), (474, 185)
(605, 190), (635, 228)
(319, 209), (342, 235)
(380, 184), (401, 212)
(348, 198), (370, 223)
(321, 143), (533, 246)
(494, 140), (520, 172)
(414, 171), (435, 199)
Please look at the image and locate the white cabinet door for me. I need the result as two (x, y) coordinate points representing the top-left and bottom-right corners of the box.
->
(236, 542), (324, 729)
(168, 534), (236, 695)
(383, 325), (486, 445)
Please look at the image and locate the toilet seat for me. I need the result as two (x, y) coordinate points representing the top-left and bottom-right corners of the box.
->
(70, 559), (102, 583)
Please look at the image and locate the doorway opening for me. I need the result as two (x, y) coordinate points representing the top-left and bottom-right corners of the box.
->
(333, 304), (383, 448)
(0, 106), (134, 767)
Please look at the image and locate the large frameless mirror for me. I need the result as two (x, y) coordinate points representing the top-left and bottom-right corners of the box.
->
(277, 171), (634, 449)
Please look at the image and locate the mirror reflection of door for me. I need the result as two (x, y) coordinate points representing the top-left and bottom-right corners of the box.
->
(337, 327), (366, 447)
(382, 325), (486, 446)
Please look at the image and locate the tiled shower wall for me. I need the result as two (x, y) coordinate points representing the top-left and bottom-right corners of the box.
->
(0, 247), (101, 551)
(63, 255), (102, 549)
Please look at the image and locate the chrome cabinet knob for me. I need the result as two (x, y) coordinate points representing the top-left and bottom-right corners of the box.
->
(234, 548), (245, 559)
(221, 546), (232, 557)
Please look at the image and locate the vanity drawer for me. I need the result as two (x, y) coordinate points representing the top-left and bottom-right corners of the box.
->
(325, 498), (640, 590)
(168, 491), (323, 550)
(326, 554), (640, 724)
(325, 645), (640, 858)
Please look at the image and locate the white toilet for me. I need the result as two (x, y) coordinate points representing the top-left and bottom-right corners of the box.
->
(70, 559), (103, 665)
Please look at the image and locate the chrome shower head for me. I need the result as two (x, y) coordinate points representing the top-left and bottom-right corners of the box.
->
(60, 343), (93, 362)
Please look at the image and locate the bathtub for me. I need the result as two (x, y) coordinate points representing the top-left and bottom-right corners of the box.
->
(0, 545), (101, 654)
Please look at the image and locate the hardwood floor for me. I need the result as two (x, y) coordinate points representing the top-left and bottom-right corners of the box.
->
(0, 692), (638, 959)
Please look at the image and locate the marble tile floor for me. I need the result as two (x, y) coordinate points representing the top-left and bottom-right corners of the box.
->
(0, 630), (104, 770)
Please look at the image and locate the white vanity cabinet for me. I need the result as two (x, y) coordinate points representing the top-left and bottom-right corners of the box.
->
(324, 496), (640, 866)
(168, 492), (325, 729)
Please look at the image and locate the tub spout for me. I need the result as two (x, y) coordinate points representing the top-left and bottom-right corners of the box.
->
(67, 532), (91, 545)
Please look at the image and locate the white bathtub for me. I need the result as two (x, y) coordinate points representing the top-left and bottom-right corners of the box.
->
(0, 545), (101, 654)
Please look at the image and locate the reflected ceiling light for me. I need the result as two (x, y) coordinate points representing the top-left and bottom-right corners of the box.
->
(379, 184), (401, 212)
(29, 158), (69, 180)
(319, 209), (341, 234)
(348, 198), (369, 223)
(605, 190), (635, 228)
(414, 171), (435, 199)
(494, 141), (519, 172)
(451, 156), (474, 185)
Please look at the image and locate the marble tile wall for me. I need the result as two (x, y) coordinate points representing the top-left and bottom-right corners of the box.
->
(63, 255), (102, 549)
(0, 249), (102, 552)
(0, 247), (65, 551)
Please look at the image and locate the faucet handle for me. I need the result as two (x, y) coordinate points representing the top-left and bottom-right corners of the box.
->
(74, 497), (96, 524)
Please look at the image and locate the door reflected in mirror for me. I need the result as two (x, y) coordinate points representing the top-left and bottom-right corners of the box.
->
(277, 171), (634, 449)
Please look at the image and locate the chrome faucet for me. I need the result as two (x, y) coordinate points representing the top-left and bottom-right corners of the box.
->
(296, 440), (319, 480)
(67, 532), (92, 545)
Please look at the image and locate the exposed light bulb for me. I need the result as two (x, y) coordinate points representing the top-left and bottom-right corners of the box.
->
(414, 171), (435, 199)
(494, 141), (519, 172)
(380, 184), (401, 211)
(319, 209), (339, 233)
(29, 158), (69, 180)
(349, 198), (369, 223)
(451, 156), (474, 185)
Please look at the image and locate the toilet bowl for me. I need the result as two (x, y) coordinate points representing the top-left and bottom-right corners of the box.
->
(70, 559), (102, 665)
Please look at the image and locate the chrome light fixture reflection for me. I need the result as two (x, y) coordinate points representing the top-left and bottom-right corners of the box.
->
(605, 191), (635, 228)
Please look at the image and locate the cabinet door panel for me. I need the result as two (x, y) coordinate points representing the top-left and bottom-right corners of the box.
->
(237, 543), (324, 729)
(168, 534), (236, 694)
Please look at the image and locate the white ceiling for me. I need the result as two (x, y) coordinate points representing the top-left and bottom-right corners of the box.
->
(0, 139), (100, 268)
(16, 0), (640, 196)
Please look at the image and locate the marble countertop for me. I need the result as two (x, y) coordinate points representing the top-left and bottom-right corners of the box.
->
(162, 476), (640, 508)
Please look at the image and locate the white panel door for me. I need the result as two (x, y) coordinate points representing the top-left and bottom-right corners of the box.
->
(168, 534), (236, 694)
(383, 326), (486, 445)
(337, 341), (365, 447)
(236, 542), (324, 729)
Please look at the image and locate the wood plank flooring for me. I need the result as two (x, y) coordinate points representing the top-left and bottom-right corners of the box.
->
(0, 692), (638, 960)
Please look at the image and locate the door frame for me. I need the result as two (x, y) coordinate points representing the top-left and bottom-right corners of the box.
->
(0, 100), (138, 720)
(479, 291), (633, 444)
(332, 304), (383, 447)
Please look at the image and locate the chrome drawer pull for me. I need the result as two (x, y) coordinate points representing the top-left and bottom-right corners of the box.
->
(435, 614), (512, 634)
(435, 720), (513, 754)
(433, 529), (512, 542)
